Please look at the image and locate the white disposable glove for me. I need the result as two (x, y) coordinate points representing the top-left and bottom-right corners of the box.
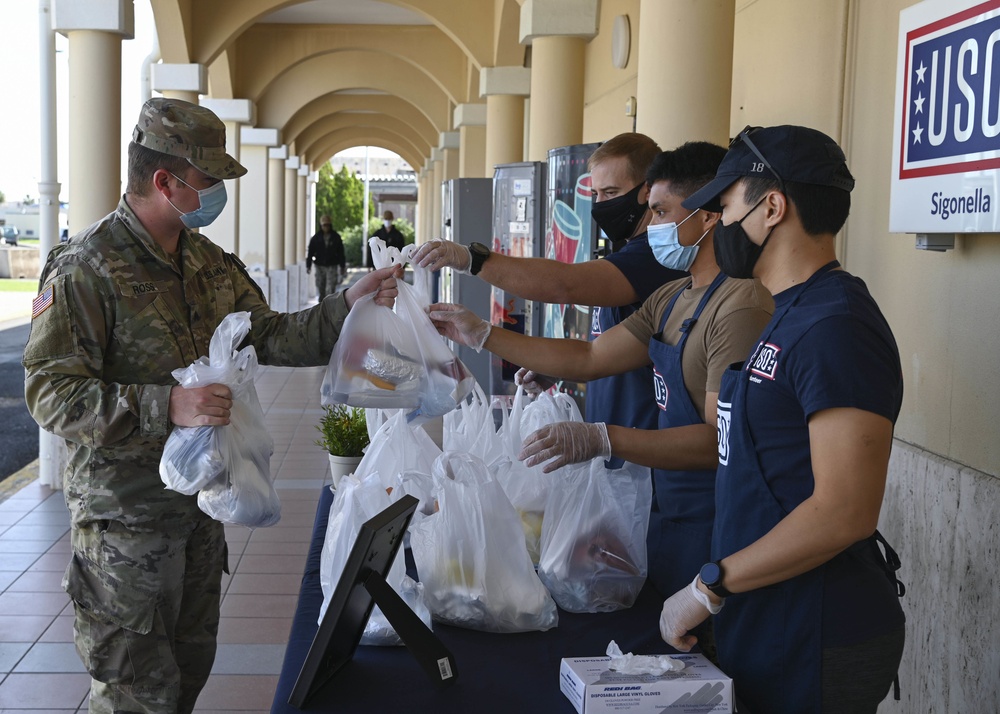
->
(412, 240), (473, 273)
(659, 576), (716, 652)
(517, 421), (612, 473)
(427, 303), (492, 352)
(514, 368), (553, 398)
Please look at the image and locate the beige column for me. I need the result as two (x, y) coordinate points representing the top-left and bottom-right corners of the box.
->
(297, 167), (308, 262)
(53, 0), (133, 231)
(237, 127), (279, 281)
(439, 132), (461, 182)
(519, 0), (598, 161)
(151, 63), (206, 106)
(200, 98), (255, 254)
(636, 0), (734, 148)
(454, 104), (487, 178)
(418, 167), (432, 244)
(480, 65), (532, 170)
(284, 157), (299, 268)
(431, 154), (444, 241)
(267, 146), (287, 271)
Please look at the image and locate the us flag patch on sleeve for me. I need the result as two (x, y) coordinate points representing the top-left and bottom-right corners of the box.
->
(32, 285), (54, 319)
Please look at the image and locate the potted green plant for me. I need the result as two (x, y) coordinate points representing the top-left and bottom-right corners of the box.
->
(315, 404), (369, 488)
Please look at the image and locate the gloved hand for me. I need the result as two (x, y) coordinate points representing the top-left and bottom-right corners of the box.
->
(345, 265), (404, 309)
(427, 303), (491, 352)
(659, 576), (715, 652)
(412, 240), (473, 273)
(517, 421), (612, 473)
(515, 368), (547, 398)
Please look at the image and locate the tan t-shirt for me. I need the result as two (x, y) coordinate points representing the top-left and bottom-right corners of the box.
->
(621, 275), (774, 422)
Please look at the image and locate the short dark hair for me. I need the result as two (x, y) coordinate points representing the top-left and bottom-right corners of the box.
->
(645, 142), (728, 200)
(126, 141), (191, 197)
(740, 177), (851, 236)
(588, 133), (661, 184)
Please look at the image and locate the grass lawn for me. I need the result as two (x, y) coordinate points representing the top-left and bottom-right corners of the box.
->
(0, 279), (38, 292)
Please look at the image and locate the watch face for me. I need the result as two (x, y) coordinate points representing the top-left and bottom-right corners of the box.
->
(700, 562), (722, 587)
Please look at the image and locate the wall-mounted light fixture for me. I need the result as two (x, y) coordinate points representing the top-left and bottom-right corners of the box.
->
(612, 15), (630, 69)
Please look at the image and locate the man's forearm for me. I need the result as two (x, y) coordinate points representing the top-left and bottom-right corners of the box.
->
(607, 423), (719, 471)
(483, 327), (598, 382)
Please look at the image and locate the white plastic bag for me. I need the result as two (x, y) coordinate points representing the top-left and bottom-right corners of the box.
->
(495, 385), (574, 564)
(354, 409), (442, 492)
(321, 238), (474, 421)
(537, 459), (651, 613)
(318, 473), (432, 645)
(159, 313), (279, 528)
(409, 452), (558, 633)
(443, 382), (505, 470)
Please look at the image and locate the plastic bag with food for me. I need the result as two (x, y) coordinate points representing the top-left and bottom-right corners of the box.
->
(321, 239), (474, 422)
(537, 458), (651, 613)
(409, 452), (558, 633)
(318, 472), (432, 645)
(159, 312), (279, 528)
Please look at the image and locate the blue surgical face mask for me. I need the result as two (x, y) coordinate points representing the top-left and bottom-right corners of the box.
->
(168, 173), (228, 229)
(647, 209), (709, 271)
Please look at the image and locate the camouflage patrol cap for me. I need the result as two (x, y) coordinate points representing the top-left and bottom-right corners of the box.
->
(132, 98), (247, 179)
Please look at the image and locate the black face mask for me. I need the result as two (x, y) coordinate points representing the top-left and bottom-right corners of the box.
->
(590, 182), (647, 243)
(714, 197), (773, 280)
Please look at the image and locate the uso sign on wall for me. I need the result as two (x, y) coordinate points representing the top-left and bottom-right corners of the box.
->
(891, 0), (1000, 233)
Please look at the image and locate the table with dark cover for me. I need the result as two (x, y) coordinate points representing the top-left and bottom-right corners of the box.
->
(270, 486), (674, 714)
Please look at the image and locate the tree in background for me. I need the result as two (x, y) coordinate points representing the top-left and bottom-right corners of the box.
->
(0, 189), (5, 203)
(342, 216), (415, 266)
(315, 163), (373, 233)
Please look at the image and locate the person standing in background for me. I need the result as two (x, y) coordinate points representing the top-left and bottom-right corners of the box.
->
(306, 215), (346, 299)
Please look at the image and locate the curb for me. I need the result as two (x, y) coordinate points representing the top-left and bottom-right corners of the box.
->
(0, 459), (40, 503)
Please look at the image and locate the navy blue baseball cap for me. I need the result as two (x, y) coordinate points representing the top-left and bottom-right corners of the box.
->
(682, 125), (855, 212)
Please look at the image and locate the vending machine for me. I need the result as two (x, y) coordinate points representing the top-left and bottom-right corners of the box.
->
(542, 142), (601, 409)
(489, 161), (547, 397)
(438, 178), (494, 391)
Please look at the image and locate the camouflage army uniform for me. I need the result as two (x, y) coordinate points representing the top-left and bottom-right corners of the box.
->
(23, 197), (349, 713)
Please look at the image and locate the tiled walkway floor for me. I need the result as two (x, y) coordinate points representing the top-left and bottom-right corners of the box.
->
(0, 364), (334, 713)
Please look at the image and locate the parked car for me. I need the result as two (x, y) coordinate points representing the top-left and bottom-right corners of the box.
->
(0, 226), (19, 246)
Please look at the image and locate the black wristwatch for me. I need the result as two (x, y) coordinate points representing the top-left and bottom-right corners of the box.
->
(469, 242), (491, 276)
(699, 561), (734, 598)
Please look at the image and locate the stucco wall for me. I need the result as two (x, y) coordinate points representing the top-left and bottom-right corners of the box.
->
(582, 0), (640, 143)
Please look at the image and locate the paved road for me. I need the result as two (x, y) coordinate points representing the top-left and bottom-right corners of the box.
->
(0, 321), (37, 481)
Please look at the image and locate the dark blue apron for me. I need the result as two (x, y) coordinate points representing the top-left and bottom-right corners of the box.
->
(588, 304), (658, 468)
(712, 262), (904, 713)
(645, 272), (727, 598)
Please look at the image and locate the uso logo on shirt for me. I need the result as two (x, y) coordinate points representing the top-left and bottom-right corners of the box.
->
(749, 341), (781, 381)
(653, 367), (669, 410)
(717, 398), (732, 465)
(591, 307), (603, 336)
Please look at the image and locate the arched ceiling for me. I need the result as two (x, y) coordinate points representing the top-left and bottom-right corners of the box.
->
(149, 0), (526, 169)
(310, 128), (423, 170)
(297, 114), (432, 159)
(283, 94), (437, 149)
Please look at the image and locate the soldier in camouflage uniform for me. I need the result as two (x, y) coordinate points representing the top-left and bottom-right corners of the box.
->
(22, 98), (400, 714)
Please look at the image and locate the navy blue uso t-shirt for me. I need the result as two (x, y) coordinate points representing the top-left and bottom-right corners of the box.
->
(743, 267), (904, 646)
(585, 231), (686, 428)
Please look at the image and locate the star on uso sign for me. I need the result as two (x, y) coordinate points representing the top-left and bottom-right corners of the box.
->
(890, 0), (1000, 233)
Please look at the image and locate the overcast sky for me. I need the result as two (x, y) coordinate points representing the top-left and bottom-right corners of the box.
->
(0, 0), (397, 205)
